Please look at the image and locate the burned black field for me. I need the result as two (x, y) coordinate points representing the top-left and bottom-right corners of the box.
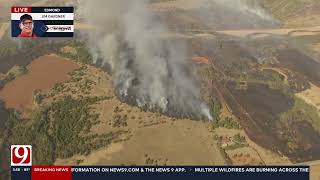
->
(277, 49), (320, 87)
(223, 82), (320, 162)
(194, 34), (320, 163)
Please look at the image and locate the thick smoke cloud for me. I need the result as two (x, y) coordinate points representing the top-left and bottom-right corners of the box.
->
(78, 0), (213, 120)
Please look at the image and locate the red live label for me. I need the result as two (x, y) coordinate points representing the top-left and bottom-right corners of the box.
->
(11, 6), (31, 13)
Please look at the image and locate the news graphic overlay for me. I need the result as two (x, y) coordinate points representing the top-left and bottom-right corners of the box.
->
(11, 166), (310, 180)
(11, 7), (74, 37)
(11, 145), (32, 166)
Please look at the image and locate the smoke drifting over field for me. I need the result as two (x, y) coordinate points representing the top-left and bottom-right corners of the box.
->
(208, 0), (274, 21)
(79, 0), (213, 120)
(192, 0), (277, 29)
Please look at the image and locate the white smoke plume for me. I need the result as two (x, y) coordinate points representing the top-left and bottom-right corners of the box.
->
(181, 0), (278, 30)
(78, 0), (213, 120)
(207, 0), (274, 21)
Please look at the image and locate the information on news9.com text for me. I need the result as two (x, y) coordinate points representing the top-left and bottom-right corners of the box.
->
(11, 166), (309, 180)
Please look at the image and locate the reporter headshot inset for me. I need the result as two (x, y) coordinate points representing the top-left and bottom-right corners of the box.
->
(18, 14), (37, 38)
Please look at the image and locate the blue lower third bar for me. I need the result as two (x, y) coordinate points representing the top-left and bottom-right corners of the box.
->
(11, 166), (31, 180)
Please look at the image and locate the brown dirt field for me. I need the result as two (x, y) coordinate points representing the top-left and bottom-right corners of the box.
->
(295, 160), (320, 180)
(311, 165), (320, 180)
(0, 54), (79, 113)
(227, 147), (263, 165)
(296, 84), (320, 111)
(309, 43), (320, 63)
(284, 15), (320, 28)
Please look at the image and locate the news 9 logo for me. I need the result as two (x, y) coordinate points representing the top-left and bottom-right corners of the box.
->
(11, 145), (32, 166)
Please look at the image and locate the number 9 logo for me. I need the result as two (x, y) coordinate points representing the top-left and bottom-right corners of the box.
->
(11, 145), (32, 166)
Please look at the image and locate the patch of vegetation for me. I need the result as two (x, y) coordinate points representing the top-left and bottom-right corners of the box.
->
(233, 133), (246, 144)
(19, 65), (28, 75)
(113, 114), (128, 128)
(213, 117), (242, 129)
(216, 141), (233, 165)
(286, 138), (299, 151)
(3, 95), (124, 165)
(222, 133), (249, 151)
(224, 60), (252, 78)
(223, 143), (249, 151)
(0, 36), (19, 57)
(33, 90), (44, 105)
(58, 41), (93, 65)
(0, 72), (15, 88)
(114, 106), (123, 113)
(280, 96), (320, 133)
(0, 65), (30, 89)
(50, 83), (67, 96)
(49, 66), (96, 97)
(210, 99), (222, 121)
(144, 154), (164, 166)
(245, 69), (286, 89)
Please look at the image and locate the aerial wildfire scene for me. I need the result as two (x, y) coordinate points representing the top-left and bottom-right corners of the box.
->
(0, 0), (320, 179)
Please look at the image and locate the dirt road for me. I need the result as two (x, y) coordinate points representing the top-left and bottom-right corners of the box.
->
(217, 26), (320, 38)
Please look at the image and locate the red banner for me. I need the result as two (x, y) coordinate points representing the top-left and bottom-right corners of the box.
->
(31, 166), (72, 180)
(11, 6), (32, 13)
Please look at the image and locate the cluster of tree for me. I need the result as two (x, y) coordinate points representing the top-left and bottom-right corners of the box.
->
(19, 65), (28, 75)
(3, 95), (120, 165)
(213, 117), (242, 129)
(0, 65), (29, 90)
(113, 114), (128, 128)
(221, 133), (248, 151)
(33, 90), (44, 104)
(58, 41), (93, 65)
(223, 143), (248, 151)
(0, 73), (15, 89)
(0, 108), (22, 179)
(210, 99), (222, 121)
(0, 36), (18, 57)
(233, 133), (246, 144)
(250, 69), (284, 83)
(216, 140), (233, 165)
(76, 79), (95, 94)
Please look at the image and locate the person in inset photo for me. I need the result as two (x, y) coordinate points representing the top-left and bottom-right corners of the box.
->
(18, 14), (37, 38)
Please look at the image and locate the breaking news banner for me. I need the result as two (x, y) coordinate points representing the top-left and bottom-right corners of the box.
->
(10, 146), (310, 180)
(11, 6), (74, 38)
